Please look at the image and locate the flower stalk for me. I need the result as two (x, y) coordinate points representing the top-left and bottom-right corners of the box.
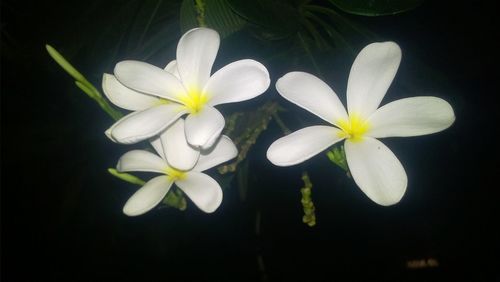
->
(195, 0), (207, 27)
(300, 171), (316, 227)
(46, 44), (123, 121)
(218, 101), (279, 174)
(326, 145), (349, 172)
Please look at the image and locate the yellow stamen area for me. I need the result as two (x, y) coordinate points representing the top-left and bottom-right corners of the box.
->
(177, 87), (208, 114)
(165, 166), (187, 181)
(336, 113), (370, 142)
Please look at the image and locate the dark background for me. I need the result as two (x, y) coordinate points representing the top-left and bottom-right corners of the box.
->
(1, 1), (498, 281)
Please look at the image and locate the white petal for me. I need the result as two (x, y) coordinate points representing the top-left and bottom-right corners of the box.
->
(123, 176), (173, 216)
(105, 126), (117, 143)
(176, 28), (220, 91)
(347, 42), (401, 118)
(367, 96), (455, 138)
(117, 150), (168, 173)
(204, 59), (270, 106)
(114, 60), (188, 102)
(275, 72), (348, 127)
(345, 137), (407, 206)
(193, 135), (238, 172)
(107, 104), (187, 144)
(267, 126), (344, 166)
(162, 119), (200, 171)
(164, 60), (181, 79)
(175, 172), (222, 213)
(200, 129), (222, 150)
(149, 136), (166, 160)
(102, 73), (159, 111)
(184, 106), (225, 148)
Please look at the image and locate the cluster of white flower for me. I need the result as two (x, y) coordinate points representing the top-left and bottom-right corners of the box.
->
(104, 28), (455, 216)
(103, 28), (270, 216)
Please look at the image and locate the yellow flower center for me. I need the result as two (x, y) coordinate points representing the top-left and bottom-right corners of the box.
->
(336, 113), (370, 142)
(165, 166), (187, 181)
(178, 87), (208, 114)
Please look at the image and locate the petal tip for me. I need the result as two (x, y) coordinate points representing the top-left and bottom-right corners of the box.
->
(265, 143), (297, 167)
(356, 176), (407, 207)
(105, 128), (117, 143)
(122, 206), (140, 217)
(122, 198), (149, 217)
(199, 189), (223, 213)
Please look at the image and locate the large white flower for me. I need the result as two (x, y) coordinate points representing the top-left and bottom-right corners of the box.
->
(117, 118), (238, 216)
(267, 42), (455, 206)
(105, 27), (270, 149)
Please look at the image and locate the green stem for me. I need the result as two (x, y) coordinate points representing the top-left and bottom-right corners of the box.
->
(74, 81), (123, 121)
(271, 112), (291, 135)
(46, 44), (123, 121)
(108, 168), (146, 185)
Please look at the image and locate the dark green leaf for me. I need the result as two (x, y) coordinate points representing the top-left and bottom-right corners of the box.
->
(227, 0), (300, 40)
(204, 0), (246, 38)
(328, 0), (423, 16)
(180, 0), (199, 33)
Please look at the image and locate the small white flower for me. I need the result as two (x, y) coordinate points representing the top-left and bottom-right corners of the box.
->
(117, 118), (238, 216)
(267, 42), (455, 206)
(105, 27), (270, 149)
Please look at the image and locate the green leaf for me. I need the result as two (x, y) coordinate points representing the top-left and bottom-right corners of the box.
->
(227, 0), (300, 40)
(180, 0), (199, 33)
(204, 0), (246, 38)
(108, 168), (146, 186)
(180, 0), (246, 38)
(84, 0), (180, 65)
(303, 10), (352, 51)
(129, 0), (164, 50)
(304, 5), (378, 40)
(328, 0), (423, 16)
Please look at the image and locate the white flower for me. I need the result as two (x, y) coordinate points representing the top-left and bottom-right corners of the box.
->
(105, 27), (270, 149)
(117, 118), (238, 216)
(266, 42), (455, 206)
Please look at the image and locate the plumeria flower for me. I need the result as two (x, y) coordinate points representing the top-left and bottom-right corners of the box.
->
(267, 42), (455, 206)
(105, 27), (270, 149)
(117, 118), (238, 216)
(103, 63), (201, 171)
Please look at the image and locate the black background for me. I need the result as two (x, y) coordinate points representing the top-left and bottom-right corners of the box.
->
(1, 1), (498, 281)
